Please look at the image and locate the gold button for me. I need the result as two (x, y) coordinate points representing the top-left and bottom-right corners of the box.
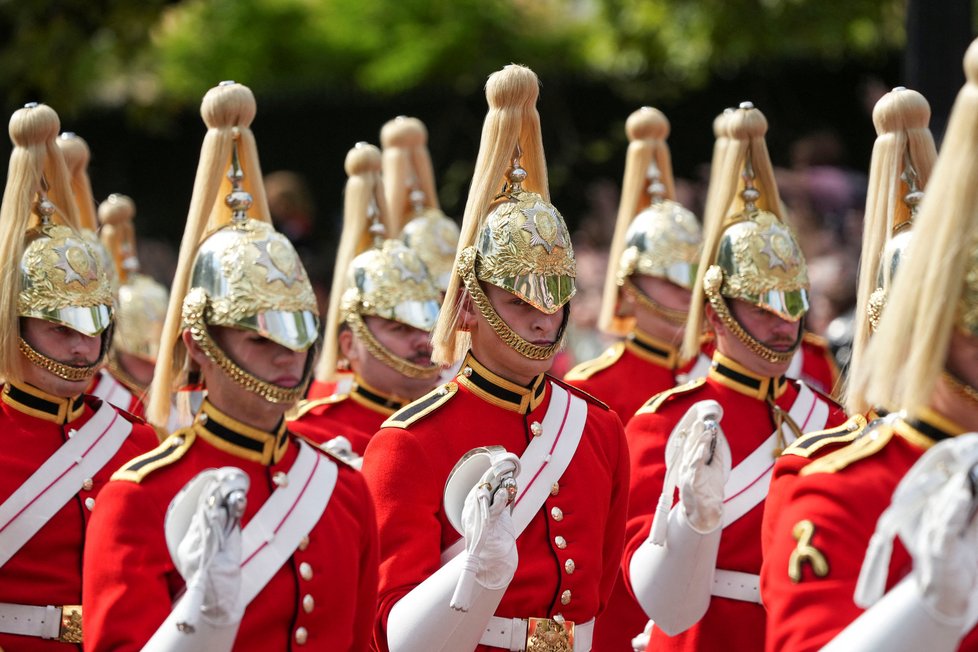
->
(303, 594), (315, 613)
(550, 482), (559, 496)
(84, 497), (95, 510)
(294, 626), (308, 645)
(551, 506), (563, 521)
(299, 562), (313, 581)
(82, 478), (94, 491)
(298, 536), (310, 551)
(561, 589), (572, 605)
(530, 421), (543, 437)
(554, 535), (567, 549)
(565, 559), (576, 574)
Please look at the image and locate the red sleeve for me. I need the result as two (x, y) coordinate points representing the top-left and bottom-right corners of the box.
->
(352, 469), (380, 652)
(599, 411), (630, 611)
(83, 480), (175, 651)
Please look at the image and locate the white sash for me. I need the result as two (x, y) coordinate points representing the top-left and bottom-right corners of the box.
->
(675, 353), (711, 385)
(0, 401), (133, 568)
(786, 349), (804, 381)
(440, 383), (589, 564)
(721, 382), (829, 527)
(90, 370), (135, 412)
(238, 440), (338, 607)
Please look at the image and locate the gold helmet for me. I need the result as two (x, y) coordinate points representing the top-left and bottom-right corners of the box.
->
(846, 87), (936, 413)
(0, 103), (114, 384)
(147, 82), (319, 429)
(859, 39), (978, 416)
(98, 193), (170, 364)
(314, 142), (441, 384)
(683, 102), (807, 364)
(599, 106), (701, 336)
(432, 64), (576, 365)
(381, 115), (461, 292)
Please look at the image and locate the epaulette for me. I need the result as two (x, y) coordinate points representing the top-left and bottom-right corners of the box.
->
(549, 376), (610, 410)
(781, 414), (867, 459)
(287, 393), (348, 421)
(382, 382), (458, 429)
(635, 377), (707, 416)
(292, 432), (360, 470)
(112, 429), (196, 483)
(800, 421), (894, 476)
(563, 343), (624, 381)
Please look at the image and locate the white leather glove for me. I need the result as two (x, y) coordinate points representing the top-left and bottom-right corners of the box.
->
(632, 619), (653, 652)
(322, 435), (363, 470)
(451, 454), (519, 610)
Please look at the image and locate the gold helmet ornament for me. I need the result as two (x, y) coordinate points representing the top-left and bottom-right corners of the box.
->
(598, 106), (701, 336)
(682, 102), (808, 365)
(314, 142), (442, 384)
(0, 103), (114, 384)
(381, 115), (461, 292)
(147, 82), (319, 429)
(432, 65), (576, 366)
(858, 39), (978, 416)
(846, 87), (936, 414)
(98, 193), (170, 369)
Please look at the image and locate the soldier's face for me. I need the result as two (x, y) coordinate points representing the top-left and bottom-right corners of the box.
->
(339, 316), (438, 401)
(19, 317), (101, 397)
(710, 299), (800, 377)
(628, 274), (691, 343)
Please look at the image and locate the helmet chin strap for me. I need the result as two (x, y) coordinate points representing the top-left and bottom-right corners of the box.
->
(706, 286), (801, 365)
(343, 307), (440, 380)
(18, 323), (112, 383)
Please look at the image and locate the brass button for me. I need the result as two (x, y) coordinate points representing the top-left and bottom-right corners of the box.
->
(82, 478), (94, 491)
(299, 562), (313, 581)
(463, 366), (473, 377)
(550, 482), (559, 496)
(298, 535), (310, 551)
(550, 506), (563, 521)
(530, 421), (543, 437)
(303, 594), (315, 613)
(561, 589), (572, 605)
(294, 626), (308, 645)
(565, 559), (576, 574)
(84, 497), (95, 510)
(554, 535), (567, 549)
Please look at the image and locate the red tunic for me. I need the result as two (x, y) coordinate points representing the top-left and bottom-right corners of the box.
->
(83, 400), (379, 651)
(289, 376), (407, 455)
(623, 352), (846, 652)
(760, 409), (978, 651)
(361, 352), (630, 652)
(0, 381), (158, 651)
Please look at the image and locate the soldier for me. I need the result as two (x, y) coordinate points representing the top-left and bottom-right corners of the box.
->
(361, 64), (629, 652)
(290, 142), (443, 458)
(89, 193), (169, 417)
(621, 102), (847, 651)
(82, 81), (378, 651)
(0, 103), (158, 650)
(759, 44), (978, 651)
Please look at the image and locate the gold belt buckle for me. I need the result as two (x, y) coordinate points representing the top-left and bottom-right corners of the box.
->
(57, 605), (82, 644)
(526, 616), (574, 652)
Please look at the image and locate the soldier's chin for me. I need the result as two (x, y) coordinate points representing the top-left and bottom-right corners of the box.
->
(765, 342), (796, 354)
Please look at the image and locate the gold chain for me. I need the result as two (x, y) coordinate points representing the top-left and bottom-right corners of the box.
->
(18, 338), (101, 382)
(623, 278), (688, 325)
(344, 310), (440, 379)
(704, 272), (798, 365)
(460, 253), (564, 361)
(942, 371), (978, 407)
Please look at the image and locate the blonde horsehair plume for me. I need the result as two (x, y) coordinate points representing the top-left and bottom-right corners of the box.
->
(314, 142), (388, 383)
(859, 40), (978, 416)
(98, 193), (138, 284)
(846, 88), (936, 414)
(147, 81), (271, 429)
(0, 103), (82, 381)
(381, 116), (441, 236)
(682, 103), (783, 361)
(702, 108), (735, 235)
(598, 106), (675, 336)
(431, 64), (548, 366)
(56, 133), (99, 232)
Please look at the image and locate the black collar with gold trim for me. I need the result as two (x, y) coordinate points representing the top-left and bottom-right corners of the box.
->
(457, 353), (547, 414)
(626, 329), (680, 369)
(194, 400), (289, 465)
(897, 407), (965, 449)
(2, 381), (85, 424)
(708, 352), (787, 400)
(349, 376), (406, 416)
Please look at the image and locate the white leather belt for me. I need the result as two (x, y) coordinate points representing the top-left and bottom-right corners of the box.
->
(0, 602), (82, 642)
(482, 616), (594, 651)
(712, 569), (761, 603)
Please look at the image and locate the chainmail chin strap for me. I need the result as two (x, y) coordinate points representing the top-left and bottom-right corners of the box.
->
(704, 278), (800, 365)
(942, 371), (978, 407)
(623, 277), (689, 326)
(19, 338), (102, 382)
(343, 309), (440, 380)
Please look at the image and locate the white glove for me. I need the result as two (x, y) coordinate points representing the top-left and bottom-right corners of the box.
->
(450, 454), (519, 610)
(632, 619), (653, 652)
